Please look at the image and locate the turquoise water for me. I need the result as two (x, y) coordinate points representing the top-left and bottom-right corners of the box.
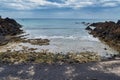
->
(15, 18), (118, 56)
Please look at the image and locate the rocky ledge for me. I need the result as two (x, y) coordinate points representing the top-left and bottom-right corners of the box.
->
(0, 17), (50, 46)
(86, 20), (120, 52)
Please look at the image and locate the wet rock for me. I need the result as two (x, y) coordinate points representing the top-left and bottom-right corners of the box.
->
(81, 22), (90, 26)
(24, 38), (50, 45)
(85, 26), (92, 31)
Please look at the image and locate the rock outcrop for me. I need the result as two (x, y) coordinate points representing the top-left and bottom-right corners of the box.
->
(0, 17), (23, 36)
(0, 17), (50, 46)
(85, 26), (92, 31)
(86, 20), (120, 52)
(0, 17), (23, 45)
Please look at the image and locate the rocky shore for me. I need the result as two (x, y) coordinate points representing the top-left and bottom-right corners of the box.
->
(0, 17), (102, 64)
(86, 20), (120, 53)
(0, 17), (23, 46)
(0, 17), (50, 46)
(0, 17), (119, 80)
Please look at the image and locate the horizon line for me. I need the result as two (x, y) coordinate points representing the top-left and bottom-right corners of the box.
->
(14, 17), (119, 20)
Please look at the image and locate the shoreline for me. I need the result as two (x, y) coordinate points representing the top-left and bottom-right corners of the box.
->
(0, 17), (119, 80)
(0, 17), (119, 63)
(0, 38), (118, 64)
(0, 36), (118, 57)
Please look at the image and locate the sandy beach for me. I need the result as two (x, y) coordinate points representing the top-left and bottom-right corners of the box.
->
(0, 38), (118, 58)
(0, 60), (119, 80)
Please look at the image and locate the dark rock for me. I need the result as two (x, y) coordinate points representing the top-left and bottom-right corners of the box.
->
(85, 26), (92, 31)
(117, 20), (120, 25)
(86, 20), (120, 52)
(0, 17), (23, 36)
(81, 22), (90, 26)
(104, 48), (107, 50)
(0, 17), (23, 46)
(81, 22), (86, 24)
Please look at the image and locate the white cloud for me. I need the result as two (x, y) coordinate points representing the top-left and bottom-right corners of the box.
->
(61, 0), (93, 9)
(102, 2), (118, 7)
(0, 0), (120, 10)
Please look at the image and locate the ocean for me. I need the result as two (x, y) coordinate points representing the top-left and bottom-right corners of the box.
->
(16, 18), (118, 56)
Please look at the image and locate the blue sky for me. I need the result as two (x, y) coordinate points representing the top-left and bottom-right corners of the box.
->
(0, 0), (120, 19)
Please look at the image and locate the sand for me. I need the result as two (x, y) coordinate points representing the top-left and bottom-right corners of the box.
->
(0, 60), (119, 80)
(0, 38), (119, 80)
(0, 39), (118, 58)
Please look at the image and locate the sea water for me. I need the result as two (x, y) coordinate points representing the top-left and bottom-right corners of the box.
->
(16, 18), (118, 56)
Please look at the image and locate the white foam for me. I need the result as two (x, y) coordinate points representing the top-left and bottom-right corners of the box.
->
(27, 35), (100, 42)
(34, 35), (77, 40)
(82, 35), (100, 42)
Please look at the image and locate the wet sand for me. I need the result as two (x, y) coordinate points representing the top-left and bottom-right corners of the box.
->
(0, 38), (118, 58)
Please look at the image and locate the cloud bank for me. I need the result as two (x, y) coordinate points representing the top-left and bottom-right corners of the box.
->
(0, 0), (120, 10)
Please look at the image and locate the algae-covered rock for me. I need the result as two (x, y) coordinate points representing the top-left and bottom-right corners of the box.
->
(0, 50), (101, 64)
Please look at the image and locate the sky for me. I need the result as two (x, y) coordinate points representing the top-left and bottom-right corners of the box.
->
(0, 0), (120, 19)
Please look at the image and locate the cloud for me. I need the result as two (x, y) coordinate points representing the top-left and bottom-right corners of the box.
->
(102, 2), (118, 7)
(0, 0), (120, 10)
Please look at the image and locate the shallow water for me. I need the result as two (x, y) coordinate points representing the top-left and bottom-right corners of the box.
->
(16, 18), (118, 57)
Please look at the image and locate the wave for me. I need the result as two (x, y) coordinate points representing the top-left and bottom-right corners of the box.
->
(81, 35), (100, 42)
(30, 35), (100, 42)
(26, 27), (83, 30)
(34, 36), (76, 40)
